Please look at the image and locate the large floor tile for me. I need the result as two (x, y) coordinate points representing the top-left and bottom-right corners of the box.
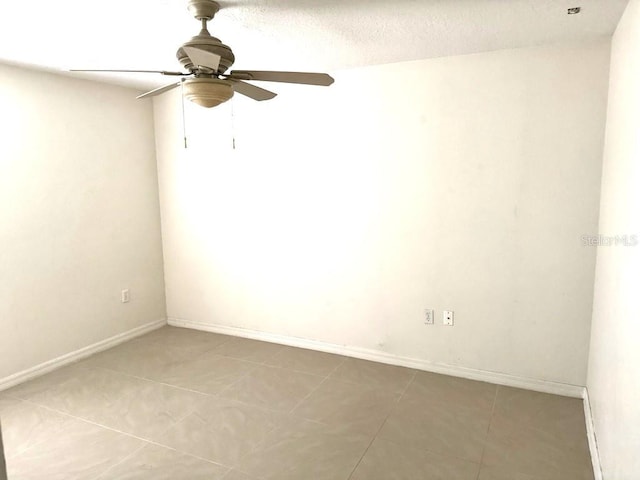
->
(407, 371), (497, 409)
(292, 377), (399, 435)
(478, 464), (574, 480)
(137, 326), (230, 355)
(79, 339), (201, 380)
(0, 395), (19, 412)
(6, 415), (145, 480)
(95, 443), (229, 479)
(329, 358), (415, 394)
(218, 365), (324, 412)
(480, 386), (593, 479)
(223, 470), (261, 480)
(235, 420), (371, 480)
(85, 380), (208, 442)
(25, 366), (142, 416)
(3, 364), (88, 400)
(350, 437), (480, 480)
(158, 397), (287, 466)
(264, 346), (345, 376)
(482, 414), (594, 480)
(157, 351), (257, 395)
(378, 390), (492, 462)
(19, 365), (207, 441)
(0, 397), (69, 459)
(211, 337), (284, 363)
(492, 386), (588, 443)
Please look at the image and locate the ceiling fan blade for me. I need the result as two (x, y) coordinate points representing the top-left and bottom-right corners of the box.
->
(183, 46), (221, 72)
(70, 69), (187, 76)
(230, 80), (277, 101)
(137, 82), (182, 99)
(228, 70), (334, 86)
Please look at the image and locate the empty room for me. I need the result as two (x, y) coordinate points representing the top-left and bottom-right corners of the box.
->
(0, 0), (638, 479)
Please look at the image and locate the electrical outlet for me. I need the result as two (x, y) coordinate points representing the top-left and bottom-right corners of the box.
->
(443, 310), (454, 326)
(424, 309), (434, 325)
(121, 289), (130, 303)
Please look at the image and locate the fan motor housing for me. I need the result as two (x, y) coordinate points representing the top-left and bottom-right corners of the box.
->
(177, 36), (235, 74)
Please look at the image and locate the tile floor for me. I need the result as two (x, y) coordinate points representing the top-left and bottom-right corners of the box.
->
(0, 326), (594, 479)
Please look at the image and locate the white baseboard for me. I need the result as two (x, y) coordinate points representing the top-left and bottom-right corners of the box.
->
(0, 318), (167, 392)
(583, 388), (603, 480)
(168, 317), (585, 398)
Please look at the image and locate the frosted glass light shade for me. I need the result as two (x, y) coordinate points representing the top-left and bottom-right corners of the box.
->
(183, 78), (234, 108)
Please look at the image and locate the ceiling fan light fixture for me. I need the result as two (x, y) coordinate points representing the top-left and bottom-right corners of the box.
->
(69, 0), (334, 106)
(183, 77), (233, 108)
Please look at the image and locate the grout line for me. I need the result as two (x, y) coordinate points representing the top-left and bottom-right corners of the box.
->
(5, 357), (232, 468)
(345, 393), (398, 480)
(361, 371), (494, 468)
(219, 467), (244, 480)
(224, 356), (350, 473)
(11, 401), (146, 450)
(474, 385), (500, 480)
(244, 362), (327, 380)
(64, 364), (222, 401)
(346, 433), (377, 480)
(370, 368), (417, 434)
(287, 376), (330, 417)
(346, 369), (417, 480)
(399, 369), (418, 400)
(87, 441), (149, 480)
(287, 355), (347, 415)
(15, 398), (232, 469)
(208, 363), (260, 399)
(73, 334), (291, 399)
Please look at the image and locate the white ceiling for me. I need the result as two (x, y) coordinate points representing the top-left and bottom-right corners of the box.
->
(0, 0), (629, 91)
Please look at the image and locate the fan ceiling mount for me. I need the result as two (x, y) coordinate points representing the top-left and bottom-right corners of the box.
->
(72, 0), (334, 108)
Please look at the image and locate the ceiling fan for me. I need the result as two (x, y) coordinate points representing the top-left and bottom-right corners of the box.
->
(72, 0), (335, 108)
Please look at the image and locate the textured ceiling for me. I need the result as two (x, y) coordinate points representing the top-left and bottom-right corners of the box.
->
(0, 0), (629, 90)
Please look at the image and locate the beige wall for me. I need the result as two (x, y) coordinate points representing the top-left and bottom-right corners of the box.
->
(154, 41), (609, 386)
(0, 64), (166, 379)
(587, 0), (640, 477)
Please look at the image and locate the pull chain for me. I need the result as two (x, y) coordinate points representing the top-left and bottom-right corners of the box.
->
(231, 97), (236, 150)
(180, 79), (188, 149)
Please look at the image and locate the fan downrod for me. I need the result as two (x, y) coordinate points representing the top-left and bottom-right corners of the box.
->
(177, 0), (235, 74)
